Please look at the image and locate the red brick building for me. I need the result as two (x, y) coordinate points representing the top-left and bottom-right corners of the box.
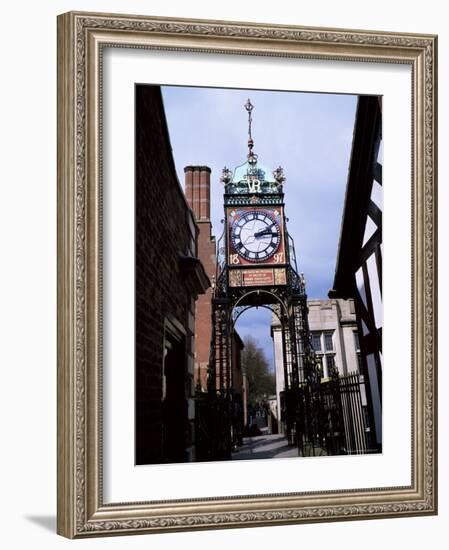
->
(184, 167), (246, 392)
(184, 166), (248, 446)
(135, 86), (209, 465)
(184, 166), (216, 392)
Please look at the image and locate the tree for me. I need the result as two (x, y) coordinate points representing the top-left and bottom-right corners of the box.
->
(241, 336), (275, 406)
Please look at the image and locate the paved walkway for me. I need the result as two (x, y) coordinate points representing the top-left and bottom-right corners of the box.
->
(231, 429), (298, 461)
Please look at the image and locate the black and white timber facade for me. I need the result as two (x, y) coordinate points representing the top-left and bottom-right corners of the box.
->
(329, 96), (383, 451)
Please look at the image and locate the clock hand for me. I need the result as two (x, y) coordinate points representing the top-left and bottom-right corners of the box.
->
(242, 234), (255, 245)
(254, 228), (276, 238)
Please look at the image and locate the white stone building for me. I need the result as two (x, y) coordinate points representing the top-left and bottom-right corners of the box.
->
(271, 298), (362, 432)
(307, 298), (361, 378)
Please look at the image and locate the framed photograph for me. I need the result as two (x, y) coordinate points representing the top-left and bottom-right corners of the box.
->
(57, 11), (437, 538)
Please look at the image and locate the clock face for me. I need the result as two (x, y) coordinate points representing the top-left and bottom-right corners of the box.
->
(231, 210), (281, 262)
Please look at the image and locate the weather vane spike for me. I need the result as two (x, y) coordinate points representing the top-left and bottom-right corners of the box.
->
(244, 98), (257, 164)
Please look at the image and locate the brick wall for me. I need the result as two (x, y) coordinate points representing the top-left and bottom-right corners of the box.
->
(193, 221), (216, 390)
(184, 167), (216, 391)
(135, 85), (203, 464)
(185, 166), (246, 400)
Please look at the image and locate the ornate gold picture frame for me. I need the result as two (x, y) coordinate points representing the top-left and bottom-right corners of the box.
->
(57, 11), (437, 538)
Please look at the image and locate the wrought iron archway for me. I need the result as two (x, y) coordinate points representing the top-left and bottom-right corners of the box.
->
(196, 262), (331, 460)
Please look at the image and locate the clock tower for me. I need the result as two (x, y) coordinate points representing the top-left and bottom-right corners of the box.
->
(198, 99), (323, 461)
(222, 99), (289, 290)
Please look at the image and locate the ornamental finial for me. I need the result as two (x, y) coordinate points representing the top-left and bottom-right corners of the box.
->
(220, 166), (232, 185)
(273, 166), (286, 186)
(244, 99), (257, 164)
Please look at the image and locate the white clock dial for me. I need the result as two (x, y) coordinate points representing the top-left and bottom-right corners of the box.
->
(231, 210), (281, 262)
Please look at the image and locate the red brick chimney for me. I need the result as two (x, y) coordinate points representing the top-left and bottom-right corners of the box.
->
(184, 166), (211, 221)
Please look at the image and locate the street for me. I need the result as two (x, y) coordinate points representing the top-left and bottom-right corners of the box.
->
(232, 428), (298, 460)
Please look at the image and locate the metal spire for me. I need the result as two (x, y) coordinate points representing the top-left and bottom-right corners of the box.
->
(244, 98), (257, 164)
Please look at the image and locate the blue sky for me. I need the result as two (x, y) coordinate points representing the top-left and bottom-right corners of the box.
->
(161, 86), (357, 368)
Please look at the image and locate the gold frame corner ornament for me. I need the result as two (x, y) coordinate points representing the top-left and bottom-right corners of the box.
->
(57, 10), (437, 538)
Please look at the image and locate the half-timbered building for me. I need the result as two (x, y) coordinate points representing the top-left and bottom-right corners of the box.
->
(328, 95), (383, 451)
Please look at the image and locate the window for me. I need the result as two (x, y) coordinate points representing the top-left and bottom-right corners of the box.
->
(326, 355), (336, 375)
(311, 331), (339, 376)
(312, 333), (321, 351)
(357, 353), (364, 371)
(354, 331), (360, 351)
(354, 331), (363, 372)
(315, 355), (324, 376)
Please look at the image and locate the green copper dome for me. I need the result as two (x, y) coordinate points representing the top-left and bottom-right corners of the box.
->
(221, 158), (285, 195)
(232, 160), (276, 185)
